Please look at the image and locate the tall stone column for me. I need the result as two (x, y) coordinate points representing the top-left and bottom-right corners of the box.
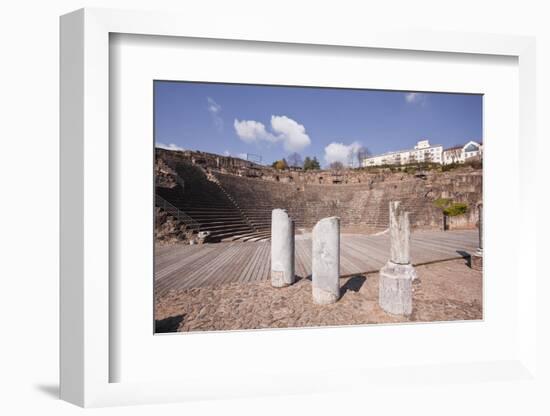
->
(271, 209), (295, 287)
(379, 201), (416, 315)
(471, 202), (483, 271)
(312, 217), (340, 304)
(390, 201), (411, 264)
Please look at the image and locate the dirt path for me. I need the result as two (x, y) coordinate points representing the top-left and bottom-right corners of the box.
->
(155, 258), (482, 333)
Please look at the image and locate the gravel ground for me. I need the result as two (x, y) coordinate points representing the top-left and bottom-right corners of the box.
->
(155, 258), (482, 333)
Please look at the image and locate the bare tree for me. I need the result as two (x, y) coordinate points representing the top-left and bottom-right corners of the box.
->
(287, 152), (303, 168)
(445, 146), (463, 164)
(356, 146), (371, 167)
(330, 161), (344, 170)
(347, 151), (355, 168)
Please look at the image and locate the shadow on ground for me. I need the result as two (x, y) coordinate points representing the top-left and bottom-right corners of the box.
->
(456, 250), (471, 267)
(293, 274), (366, 297)
(340, 275), (367, 296)
(291, 275), (311, 283)
(155, 314), (185, 333)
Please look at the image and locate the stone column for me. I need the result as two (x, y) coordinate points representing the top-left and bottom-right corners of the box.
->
(471, 202), (483, 271)
(271, 209), (295, 287)
(312, 217), (340, 304)
(379, 201), (416, 315)
(390, 201), (411, 264)
(478, 202), (483, 250)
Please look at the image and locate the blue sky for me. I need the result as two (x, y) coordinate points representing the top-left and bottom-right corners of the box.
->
(154, 81), (482, 167)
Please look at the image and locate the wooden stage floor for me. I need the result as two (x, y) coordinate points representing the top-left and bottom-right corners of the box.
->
(155, 229), (478, 296)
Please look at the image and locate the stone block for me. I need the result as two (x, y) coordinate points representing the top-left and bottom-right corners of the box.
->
(312, 216), (340, 304)
(389, 201), (411, 265)
(471, 250), (483, 271)
(378, 261), (416, 316)
(271, 209), (295, 287)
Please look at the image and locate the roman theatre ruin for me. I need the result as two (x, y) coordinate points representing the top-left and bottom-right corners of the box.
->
(154, 148), (482, 296)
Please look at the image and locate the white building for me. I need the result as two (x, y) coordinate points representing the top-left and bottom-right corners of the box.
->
(442, 140), (483, 165)
(362, 139), (443, 167)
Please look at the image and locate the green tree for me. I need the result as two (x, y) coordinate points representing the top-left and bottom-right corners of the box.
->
(272, 159), (289, 170)
(433, 198), (468, 216)
(311, 157), (320, 170)
(444, 203), (468, 217)
(303, 156), (321, 170)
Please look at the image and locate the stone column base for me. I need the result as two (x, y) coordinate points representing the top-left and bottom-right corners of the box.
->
(271, 270), (292, 288)
(312, 286), (339, 305)
(378, 261), (416, 316)
(471, 251), (483, 271)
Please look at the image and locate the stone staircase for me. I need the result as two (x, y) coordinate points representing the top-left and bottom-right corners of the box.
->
(214, 173), (307, 237)
(155, 162), (270, 242)
(155, 153), (482, 243)
(207, 173), (272, 241)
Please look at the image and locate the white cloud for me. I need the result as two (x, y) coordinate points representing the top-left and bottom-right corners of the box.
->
(207, 97), (223, 130)
(207, 97), (221, 114)
(223, 150), (231, 156)
(156, 142), (185, 151)
(234, 119), (276, 143)
(270, 115), (311, 152)
(233, 115), (311, 152)
(405, 92), (426, 105)
(324, 141), (362, 166)
(405, 93), (418, 103)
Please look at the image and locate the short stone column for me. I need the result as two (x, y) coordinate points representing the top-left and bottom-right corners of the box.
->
(379, 201), (416, 315)
(271, 209), (295, 287)
(471, 203), (483, 271)
(312, 217), (341, 304)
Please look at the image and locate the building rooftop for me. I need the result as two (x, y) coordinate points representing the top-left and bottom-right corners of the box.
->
(443, 140), (482, 152)
(364, 143), (443, 160)
(443, 145), (463, 151)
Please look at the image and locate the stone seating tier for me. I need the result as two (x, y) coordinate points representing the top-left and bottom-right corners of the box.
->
(156, 158), (481, 242)
(213, 170), (481, 234)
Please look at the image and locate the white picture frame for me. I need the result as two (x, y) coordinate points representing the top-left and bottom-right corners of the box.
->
(60, 8), (538, 408)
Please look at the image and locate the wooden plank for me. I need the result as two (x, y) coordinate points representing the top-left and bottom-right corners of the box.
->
(154, 245), (216, 281)
(156, 244), (232, 295)
(302, 241), (311, 278)
(154, 230), (478, 291)
(154, 246), (217, 293)
(339, 240), (374, 274)
(258, 242), (271, 282)
(294, 240), (308, 278)
(240, 243), (263, 284)
(219, 241), (256, 286)
(190, 243), (241, 288)
(205, 242), (249, 287)
(249, 242), (270, 283)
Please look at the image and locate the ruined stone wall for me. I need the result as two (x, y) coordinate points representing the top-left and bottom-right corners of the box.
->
(155, 157), (178, 188)
(156, 148), (265, 177)
(258, 169), (385, 185)
(214, 170), (481, 230)
(156, 148), (482, 231)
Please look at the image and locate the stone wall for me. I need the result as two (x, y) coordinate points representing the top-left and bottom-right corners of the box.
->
(156, 148), (265, 177)
(155, 157), (178, 188)
(156, 148), (482, 232)
(155, 207), (192, 244)
(215, 170), (481, 230)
